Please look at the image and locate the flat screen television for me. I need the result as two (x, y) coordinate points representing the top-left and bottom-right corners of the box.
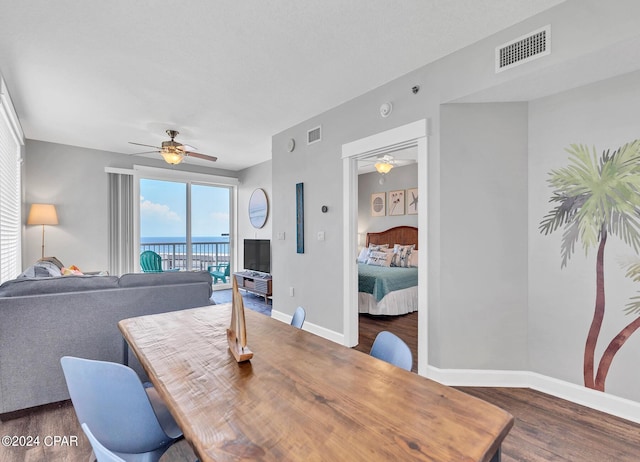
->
(243, 239), (271, 274)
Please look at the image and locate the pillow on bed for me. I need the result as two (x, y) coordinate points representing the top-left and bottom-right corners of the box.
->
(391, 244), (415, 268)
(409, 249), (419, 267)
(366, 250), (393, 267)
(357, 247), (369, 263)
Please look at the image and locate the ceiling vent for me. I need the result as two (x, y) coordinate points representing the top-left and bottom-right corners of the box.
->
(496, 25), (550, 73)
(307, 126), (321, 145)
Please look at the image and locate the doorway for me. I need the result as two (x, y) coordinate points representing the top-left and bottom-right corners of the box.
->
(341, 119), (428, 375)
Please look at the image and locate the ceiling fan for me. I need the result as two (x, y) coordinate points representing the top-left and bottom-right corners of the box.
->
(128, 130), (218, 165)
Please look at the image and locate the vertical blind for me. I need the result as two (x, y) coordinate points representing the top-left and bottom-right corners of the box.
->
(108, 171), (134, 276)
(0, 82), (23, 283)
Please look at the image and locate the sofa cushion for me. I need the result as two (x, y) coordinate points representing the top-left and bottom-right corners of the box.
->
(118, 271), (213, 288)
(0, 275), (119, 297)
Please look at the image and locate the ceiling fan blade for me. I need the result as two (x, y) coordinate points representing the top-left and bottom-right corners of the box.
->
(129, 150), (160, 156)
(185, 151), (218, 162)
(129, 142), (161, 149)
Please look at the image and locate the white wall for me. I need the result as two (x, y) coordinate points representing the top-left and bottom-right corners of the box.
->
(23, 140), (238, 272)
(529, 70), (640, 401)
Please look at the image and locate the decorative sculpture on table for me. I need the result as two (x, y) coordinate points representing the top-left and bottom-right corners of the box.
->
(227, 276), (253, 362)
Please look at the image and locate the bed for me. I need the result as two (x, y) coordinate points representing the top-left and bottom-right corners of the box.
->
(358, 226), (418, 316)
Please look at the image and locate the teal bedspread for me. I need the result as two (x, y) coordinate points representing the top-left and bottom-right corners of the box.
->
(358, 264), (418, 302)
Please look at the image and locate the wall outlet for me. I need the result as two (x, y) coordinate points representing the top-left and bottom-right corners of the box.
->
(289, 287), (294, 297)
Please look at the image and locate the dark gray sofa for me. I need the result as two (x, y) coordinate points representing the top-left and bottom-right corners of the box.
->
(0, 271), (213, 414)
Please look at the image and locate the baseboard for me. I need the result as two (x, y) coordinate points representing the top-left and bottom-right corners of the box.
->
(426, 365), (640, 424)
(271, 309), (345, 345)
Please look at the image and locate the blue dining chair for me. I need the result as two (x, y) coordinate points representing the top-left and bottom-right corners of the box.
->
(60, 356), (183, 462)
(370, 331), (413, 371)
(81, 423), (126, 462)
(291, 306), (306, 329)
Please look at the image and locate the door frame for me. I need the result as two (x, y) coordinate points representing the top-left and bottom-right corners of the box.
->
(341, 119), (429, 375)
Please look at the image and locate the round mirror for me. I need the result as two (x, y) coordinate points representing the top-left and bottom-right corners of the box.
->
(249, 188), (269, 228)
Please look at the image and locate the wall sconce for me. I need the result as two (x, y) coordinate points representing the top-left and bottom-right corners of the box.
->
(27, 203), (59, 259)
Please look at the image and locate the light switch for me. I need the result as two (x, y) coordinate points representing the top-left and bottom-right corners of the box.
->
(317, 231), (325, 241)
(277, 231), (285, 240)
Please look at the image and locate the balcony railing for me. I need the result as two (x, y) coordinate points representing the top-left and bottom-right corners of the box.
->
(140, 241), (230, 277)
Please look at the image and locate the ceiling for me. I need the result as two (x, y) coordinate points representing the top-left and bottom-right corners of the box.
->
(0, 0), (564, 171)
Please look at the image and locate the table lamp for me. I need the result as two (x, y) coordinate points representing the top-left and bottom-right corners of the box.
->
(27, 203), (58, 259)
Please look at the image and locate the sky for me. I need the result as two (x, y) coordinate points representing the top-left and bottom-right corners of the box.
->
(140, 178), (230, 238)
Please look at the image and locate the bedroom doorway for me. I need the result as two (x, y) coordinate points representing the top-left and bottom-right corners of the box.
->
(342, 119), (428, 375)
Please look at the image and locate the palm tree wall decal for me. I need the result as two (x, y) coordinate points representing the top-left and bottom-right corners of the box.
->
(540, 140), (640, 391)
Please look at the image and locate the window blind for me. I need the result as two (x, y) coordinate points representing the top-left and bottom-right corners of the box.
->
(0, 79), (23, 283)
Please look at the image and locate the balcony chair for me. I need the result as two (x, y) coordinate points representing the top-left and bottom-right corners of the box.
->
(369, 331), (413, 371)
(208, 262), (230, 284)
(60, 356), (183, 462)
(291, 306), (306, 329)
(140, 250), (179, 273)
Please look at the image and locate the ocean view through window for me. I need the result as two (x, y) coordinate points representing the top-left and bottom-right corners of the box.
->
(140, 179), (231, 278)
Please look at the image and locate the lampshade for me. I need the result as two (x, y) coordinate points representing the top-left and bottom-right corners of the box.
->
(27, 204), (59, 225)
(374, 161), (394, 175)
(161, 147), (185, 165)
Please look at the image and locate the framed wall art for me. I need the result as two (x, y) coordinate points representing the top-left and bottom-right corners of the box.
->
(388, 190), (405, 216)
(371, 192), (386, 217)
(296, 182), (304, 253)
(407, 188), (418, 215)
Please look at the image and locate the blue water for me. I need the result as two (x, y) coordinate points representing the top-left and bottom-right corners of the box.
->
(141, 236), (229, 244)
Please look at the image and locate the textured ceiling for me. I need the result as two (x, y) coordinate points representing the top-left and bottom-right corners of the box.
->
(0, 0), (564, 170)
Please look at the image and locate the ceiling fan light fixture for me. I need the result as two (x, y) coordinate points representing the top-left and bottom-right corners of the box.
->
(161, 147), (185, 165)
(375, 161), (394, 174)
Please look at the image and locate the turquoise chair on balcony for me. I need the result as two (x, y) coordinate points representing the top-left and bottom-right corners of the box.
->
(140, 251), (179, 273)
(208, 262), (230, 284)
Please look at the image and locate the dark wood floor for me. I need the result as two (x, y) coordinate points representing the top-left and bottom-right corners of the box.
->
(2, 308), (639, 461)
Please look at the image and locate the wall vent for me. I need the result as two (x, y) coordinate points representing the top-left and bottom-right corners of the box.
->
(307, 126), (321, 145)
(496, 25), (550, 73)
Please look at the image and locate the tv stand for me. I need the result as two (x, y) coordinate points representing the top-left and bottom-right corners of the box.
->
(233, 271), (272, 303)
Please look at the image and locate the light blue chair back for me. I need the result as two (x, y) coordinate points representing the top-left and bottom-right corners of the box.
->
(61, 356), (181, 462)
(370, 331), (413, 371)
(291, 306), (306, 329)
(81, 423), (126, 462)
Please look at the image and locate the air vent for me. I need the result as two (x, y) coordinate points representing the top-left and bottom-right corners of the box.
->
(496, 25), (550, 73)
(307, 126), (321, 145)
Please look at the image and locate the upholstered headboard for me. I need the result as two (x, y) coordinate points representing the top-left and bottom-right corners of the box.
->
(365, 226), (418, 250)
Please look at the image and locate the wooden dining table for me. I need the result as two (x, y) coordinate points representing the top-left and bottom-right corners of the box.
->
(119, 304), (513, 462)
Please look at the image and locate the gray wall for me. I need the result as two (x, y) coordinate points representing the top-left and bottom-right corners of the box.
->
(23, 140), (238, 272)
(528, 70), (640, 400)
(358, 164), (418, 237)
(440, 103), (529, 370)
(237, 159), (273, 275)
(271, 0), (640, 394)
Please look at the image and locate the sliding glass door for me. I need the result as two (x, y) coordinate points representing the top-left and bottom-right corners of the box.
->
(139, 178), (231, 286)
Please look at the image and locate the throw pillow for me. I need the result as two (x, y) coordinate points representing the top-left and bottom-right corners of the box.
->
(391, 244), (415, 268)
(367, 250), (393, 267)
